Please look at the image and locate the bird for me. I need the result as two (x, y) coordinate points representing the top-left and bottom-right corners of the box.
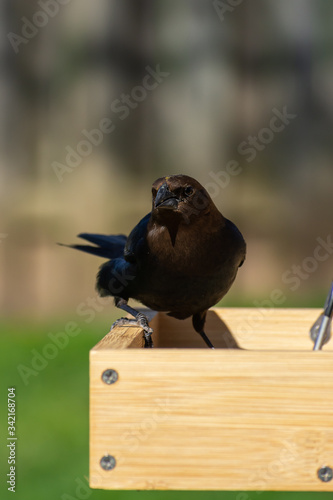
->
(62, 174), (246, 348)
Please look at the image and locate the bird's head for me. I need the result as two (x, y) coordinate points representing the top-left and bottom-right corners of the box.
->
(151, 174), (220, 225)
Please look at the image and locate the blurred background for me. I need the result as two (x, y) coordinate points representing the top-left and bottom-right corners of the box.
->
(1, 1), (333, 499)
(1, 0), (333, 318)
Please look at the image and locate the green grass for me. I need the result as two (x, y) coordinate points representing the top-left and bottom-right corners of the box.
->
(0, 313), (332, 500)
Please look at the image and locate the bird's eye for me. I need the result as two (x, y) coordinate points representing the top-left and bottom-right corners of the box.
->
(184, 186), (194, 197)
(152, 188), (157, 197)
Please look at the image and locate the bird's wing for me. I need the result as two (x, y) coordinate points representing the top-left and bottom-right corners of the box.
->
(96, 215), (151, 297)
(124, 213), (151, 263)
(224, 218), (246, 267)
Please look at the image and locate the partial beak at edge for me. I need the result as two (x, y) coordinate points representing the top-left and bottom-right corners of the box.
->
(154, 182), (179, 210)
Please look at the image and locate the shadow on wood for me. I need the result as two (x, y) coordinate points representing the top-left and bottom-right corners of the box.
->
(152, 309), (240, 348)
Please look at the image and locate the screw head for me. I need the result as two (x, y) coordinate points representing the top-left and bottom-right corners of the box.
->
(100, 454), (116, 471)
(318, 466), (333, 482)
(101, 369), (118, 385)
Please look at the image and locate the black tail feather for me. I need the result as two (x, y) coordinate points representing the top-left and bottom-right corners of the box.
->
(58, 243), (118, 259)
(78, 233), (127, 248)
(59, 233), (127, 259)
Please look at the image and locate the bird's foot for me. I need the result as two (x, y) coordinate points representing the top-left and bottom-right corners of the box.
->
(111, 315), (154, 348)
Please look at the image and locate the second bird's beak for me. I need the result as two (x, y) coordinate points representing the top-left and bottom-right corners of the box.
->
(154, 182), (179, 210)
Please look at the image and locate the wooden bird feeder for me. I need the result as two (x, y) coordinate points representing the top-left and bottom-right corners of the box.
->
(89, 308), (333, 491)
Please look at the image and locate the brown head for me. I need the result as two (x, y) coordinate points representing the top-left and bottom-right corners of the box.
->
(151, 174), (222, 225)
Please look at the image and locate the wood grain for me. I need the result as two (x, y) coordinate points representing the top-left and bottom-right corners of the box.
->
(90, 308), (333, 491)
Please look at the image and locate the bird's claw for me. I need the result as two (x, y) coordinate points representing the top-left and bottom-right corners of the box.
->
(135, 313), (154, 348)
(136, 313), (153, 333)
(111, 316), (154, 348)
(111, 317), (134, 329)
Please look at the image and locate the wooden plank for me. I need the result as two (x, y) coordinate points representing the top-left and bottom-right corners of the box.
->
(92, 326), (144, 350)
(213, 307), (333, 351)
(154, 308), (333, 350)
(90, 348), (333, 491)
(92, 310), (159, 350)
(93, 308), (332, 350)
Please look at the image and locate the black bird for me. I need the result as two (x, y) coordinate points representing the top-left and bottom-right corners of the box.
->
(63, 174), (246, 348)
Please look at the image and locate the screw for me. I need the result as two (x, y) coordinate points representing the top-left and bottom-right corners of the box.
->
(101, 369), (118, 385)
(100, 454), (116, 471)
(318, 466), (333, 482)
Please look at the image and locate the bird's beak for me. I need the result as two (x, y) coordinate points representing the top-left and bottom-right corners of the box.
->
(154, 182), (179, 210)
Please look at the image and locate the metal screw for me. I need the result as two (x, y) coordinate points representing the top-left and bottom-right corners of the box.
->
(100, 454), (116, 471)
(101, 369), (118, 385)
(318, 466), (333, 482)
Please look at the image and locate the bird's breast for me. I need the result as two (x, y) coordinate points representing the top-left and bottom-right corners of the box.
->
(146, 223), (225, 276)
(132, 220), (244, 315)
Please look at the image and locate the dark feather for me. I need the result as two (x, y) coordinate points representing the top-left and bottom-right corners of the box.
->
(58, 243), (118, 259)
(124, 214), (150, 262)
(59, 233), (127, 259)
(78, 233), (127, 248)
